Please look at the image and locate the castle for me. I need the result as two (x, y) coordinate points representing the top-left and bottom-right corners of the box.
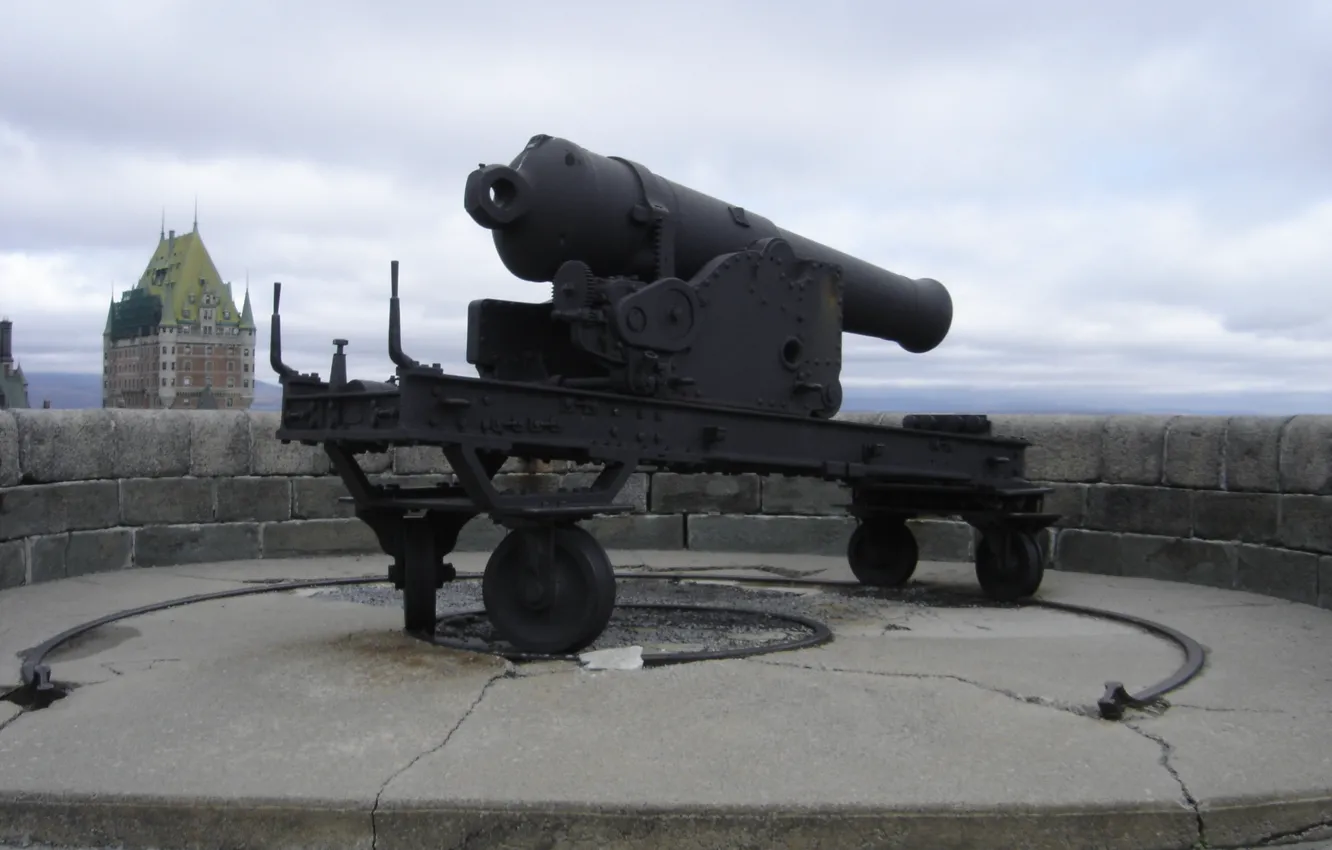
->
(102, 219), (256, 410)
(0, 317), (30, 409)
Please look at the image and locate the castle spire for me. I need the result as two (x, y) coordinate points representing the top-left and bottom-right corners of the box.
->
(193, 195), (198, 232)
(160, 208), (165, 239)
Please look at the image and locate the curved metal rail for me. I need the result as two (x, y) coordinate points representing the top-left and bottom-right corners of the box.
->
(4, 572), (1206, 721)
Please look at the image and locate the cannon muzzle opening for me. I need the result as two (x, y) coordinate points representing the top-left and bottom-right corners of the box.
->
(464, 164), (533, 230)
(466, 134), (953, 354)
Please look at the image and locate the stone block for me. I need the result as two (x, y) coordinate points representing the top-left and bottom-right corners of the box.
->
(456, 516), (507, 552)
(134, 524), (261, 567)
(584, 514), (684, 550)
(261, 519), (379, 558)
(557, 472), (649, 512)
(908, 519), (972, 562)
(1053, 529), (1122, 576)
(119, 478), (214, 526)
(988, 415), (1105, 482)
(760, 476), (849, 515)
(1192, 491), (1278, 544)
(249, 411), (328, 476)
(1278, 414), (1332, 494)
(65, 529), (134, 578)
(1041, 482), (1086, 527)
(1085, 485), (1192, 538)
(686, 514), (855, 555)
(0, 481), (120, 541)
(0, 539), (24, 589)
(189, 411), (251, 477)
(354, 450), (393, 474)
(393, 446), (451, 475)
(217, 477), (292, 522)
(1320, 557), (1331, 610)
(1223, 416), (1286, 492)
(0, 411), (18, 487)
(29, 534), (68, 584)
(14, 410), (115, 482)
(1035, 527), (1056, 564)
(1277, 495), (1332, 554)
(292, 477), (356, 519)
(1101, 415), (1171, 485)
(1119, 534), (1236, 590)
(1163, 415), (1225, 489)
(651, 473), (760, 514)
(1234, 545), (1319, 605)
(110, 409), (191, 478)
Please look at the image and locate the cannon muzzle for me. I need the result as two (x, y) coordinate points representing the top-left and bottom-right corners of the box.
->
(464, 135), (953, 354)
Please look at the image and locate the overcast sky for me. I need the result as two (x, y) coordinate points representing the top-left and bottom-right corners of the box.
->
(1, 0), (1329, 411)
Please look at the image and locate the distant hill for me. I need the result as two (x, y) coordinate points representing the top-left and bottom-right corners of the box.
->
(22, 373), (282, 411)
(17, 372), (1331, 416)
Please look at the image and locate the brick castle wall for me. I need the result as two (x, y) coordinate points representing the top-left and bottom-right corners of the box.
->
(1, 409), (1328, 609)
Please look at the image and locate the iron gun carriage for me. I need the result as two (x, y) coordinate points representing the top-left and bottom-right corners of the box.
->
(272, 134), (1057, 655)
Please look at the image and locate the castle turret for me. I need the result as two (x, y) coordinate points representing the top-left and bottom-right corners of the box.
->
(0, 317), (31, 410)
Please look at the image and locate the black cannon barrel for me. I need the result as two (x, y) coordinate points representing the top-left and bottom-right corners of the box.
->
(464, 135), (953, 353)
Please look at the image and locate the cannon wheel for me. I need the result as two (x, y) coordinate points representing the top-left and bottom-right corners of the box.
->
(482, 525), (616, 655)
(847, 519), (920, 588)
(975, 528), (1044, 602)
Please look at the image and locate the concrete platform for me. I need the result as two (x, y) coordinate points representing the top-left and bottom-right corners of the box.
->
(0, 551), (1330, 850)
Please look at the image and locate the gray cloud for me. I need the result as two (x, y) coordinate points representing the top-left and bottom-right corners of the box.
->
(1, 0), (1329, 412)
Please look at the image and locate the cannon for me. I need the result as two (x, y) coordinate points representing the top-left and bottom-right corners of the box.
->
(461, 135), (954, 418)
(272, 135), (1057, 656)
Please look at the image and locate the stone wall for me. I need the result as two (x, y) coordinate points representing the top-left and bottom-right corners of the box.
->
(1, 409), (1328, 610)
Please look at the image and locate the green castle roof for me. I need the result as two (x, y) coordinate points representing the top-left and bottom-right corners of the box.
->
(106, 225), (254, 340)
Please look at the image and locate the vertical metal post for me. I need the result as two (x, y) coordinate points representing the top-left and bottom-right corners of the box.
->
(402, 514), (436, 634)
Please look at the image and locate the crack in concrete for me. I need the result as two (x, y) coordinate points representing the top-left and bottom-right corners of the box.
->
(368, 669), (509, 850)
(1253, 818), (1332, 846)
(750, 657), (1099, 719)
(1125, 722), (1205, 848)
(0, 708), (22, 737)
(99, 658), (181, 677)
(1170, 702), (1297, 716)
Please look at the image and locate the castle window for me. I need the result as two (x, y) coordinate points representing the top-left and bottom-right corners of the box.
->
(226, 397), (234, 408)
(224, 311), (231, 320)
(183, 360), (191, 370)
(227, 376), (235, 387)
(161, 378), (166, 386)
(183, 376), (192, 386)
(243, 379), (249, 387)
(206, 345), (213, 355)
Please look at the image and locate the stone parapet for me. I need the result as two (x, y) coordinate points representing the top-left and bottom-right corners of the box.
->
(1, 409), (1328, 609)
